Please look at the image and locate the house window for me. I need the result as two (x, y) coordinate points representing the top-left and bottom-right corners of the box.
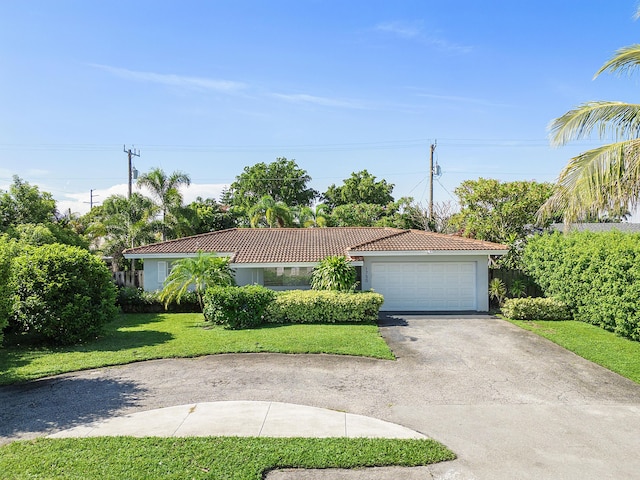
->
(158, 261), (168, 284)
(263, 267), (314, 287)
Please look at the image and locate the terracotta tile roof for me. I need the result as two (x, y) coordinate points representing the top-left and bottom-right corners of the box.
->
(123, 227), (506, 263)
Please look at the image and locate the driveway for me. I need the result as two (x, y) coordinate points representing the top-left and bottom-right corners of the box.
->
(1, 315), (640, 479)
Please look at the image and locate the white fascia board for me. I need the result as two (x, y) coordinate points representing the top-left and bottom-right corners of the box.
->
(232, 260), (364, 268)
(350, 250), (508, 257)
(123, 252), (235, 260)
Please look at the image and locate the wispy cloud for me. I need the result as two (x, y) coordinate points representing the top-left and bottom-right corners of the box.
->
(416, 92), (511, 108)
(374, 21), (472, 54)
(89, 64), (247, 92)
(271, 93), (366, 109)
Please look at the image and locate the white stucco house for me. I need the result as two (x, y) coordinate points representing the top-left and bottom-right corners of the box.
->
(123, 227), (507, 312)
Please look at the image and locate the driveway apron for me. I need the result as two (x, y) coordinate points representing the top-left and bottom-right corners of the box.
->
(1, 315), (639, 479)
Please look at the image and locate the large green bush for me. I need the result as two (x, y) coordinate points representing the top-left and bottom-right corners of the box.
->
(0, 236), (20, 344)
(203, 285), (276, 329)
(501, 297), (571, 320)
(311, 256), (358, 292)
(265, 290), (384, 324)
(523, 231), (640, 340)
(11, 244), (118, 345)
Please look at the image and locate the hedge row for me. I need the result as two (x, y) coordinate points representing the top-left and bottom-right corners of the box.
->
(522, 231), (640, 340)
(501, 297), (571, 321)
(117, 287), (201, 314)
(202, 286), (384, 329)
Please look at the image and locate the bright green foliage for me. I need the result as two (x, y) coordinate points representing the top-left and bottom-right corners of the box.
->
(508, 278), (528, 298)
(501, 297), (571, 320)
(523, 231), (640, 340)
(311, 256), (358, 291)
(249, 195), (293, 227)
(449, 178), (555, 244)
(203, 285), (276, 329)
(10, 244), (118, 345)
(117, 287), (201, 313)
(488, 278), (507, 306)
(0, 437), (455, 479)
(0, 176), (56, 230)
(183, 196), (238, 233)
(160, 253), (235, 310)
(228, 158), (318, 212)
(323, 170), (395, 209)
(266, 290), (384, 324)
(293, 204), (329, 227)
(0, 236), (20, 344)
(328, 203), (387, 227)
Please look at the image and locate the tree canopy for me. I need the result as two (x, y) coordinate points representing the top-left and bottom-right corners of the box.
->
(540, 37), (640, 222)
(449, 178), (555, 244)
(227, 158), (317, 211)
(0, 176), (57, 230)
(322, 170), (394, 209)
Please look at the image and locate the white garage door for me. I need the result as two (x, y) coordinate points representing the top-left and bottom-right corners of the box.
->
(371, 262), (477, 311)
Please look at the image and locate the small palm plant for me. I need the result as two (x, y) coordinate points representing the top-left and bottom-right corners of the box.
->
(310, 255), (357, 292)
(509, 278), (528, 298)
(159, 252), (235, 310)
(488, 278), (507, 307)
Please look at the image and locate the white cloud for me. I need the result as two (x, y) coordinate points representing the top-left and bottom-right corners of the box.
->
(374, 21), (472, 54)
(57, 182), (229, 216)
(375, 21), (422, 39)
(89, 64), (247, 93)
(271, 93), (366, 109)
(416, 92), (512, 108)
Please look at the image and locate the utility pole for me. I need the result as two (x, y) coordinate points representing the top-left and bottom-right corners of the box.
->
(124, 145), (140, 199)
(429, 141), (437, 221)
(89, 189), (99, 209)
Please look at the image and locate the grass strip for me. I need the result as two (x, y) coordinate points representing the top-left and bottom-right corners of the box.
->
(0, 313), (394, 385)
(508, 319), (640, 384)
(0, 436), (455, 479)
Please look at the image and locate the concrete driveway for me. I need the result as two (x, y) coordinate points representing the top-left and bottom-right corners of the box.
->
(1, 315), (640, 479)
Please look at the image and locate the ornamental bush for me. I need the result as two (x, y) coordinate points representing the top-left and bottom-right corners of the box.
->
(501, 297), (571, 320)
(265, 290), (384, 324)
(116, 287), (201, 313)
(311, 256), (358, 292)
(522, 231), (640, 340)
(10, 244), (118, 345)
(0, 236), (21, 345)
(203, 285), (276, 329)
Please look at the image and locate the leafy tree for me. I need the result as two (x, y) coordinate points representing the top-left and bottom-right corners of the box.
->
(0, 235), (20, 344)
(159, 252), (235, 310)
(323, 170), (394, 209)
(311, 256), (358, 292)
(449, 178), (555, 244)
(228, 158), (317, 212)
(184, 197), (239, 233)
(137, 167), (191, 241)
(540, 30), (640, 222)
(249, 195), (293, 228)
(0, 176), (57, 231)
(328, 203), (387, 227)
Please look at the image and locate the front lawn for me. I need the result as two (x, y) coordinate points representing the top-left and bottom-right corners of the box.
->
(0, 436), (455, 479)
(509, 319), (640, 384)
(0, 313), (394, 385)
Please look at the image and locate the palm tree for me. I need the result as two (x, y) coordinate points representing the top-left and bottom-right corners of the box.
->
(540, 39), (640, 222)
(249, 195), (292, 228)
(294, 204), (329, 227)
(137, 167), (191, 240)
(159, 252), (235, 310)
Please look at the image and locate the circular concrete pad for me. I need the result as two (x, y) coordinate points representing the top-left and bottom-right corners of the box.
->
(48, 401), (427, 439)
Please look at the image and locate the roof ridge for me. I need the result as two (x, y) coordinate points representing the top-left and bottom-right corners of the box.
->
(122, 228), (237, 254)
(347, 229), (408, 251)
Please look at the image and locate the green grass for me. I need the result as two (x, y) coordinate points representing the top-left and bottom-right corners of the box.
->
(0, 313), (394, 385)
(509, 319), (640, 384)
(0, 436), (455, 479)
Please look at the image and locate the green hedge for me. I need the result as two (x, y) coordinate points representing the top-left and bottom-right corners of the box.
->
(116, 287), (201, 313)
(522, 231), (640, 340)
(203, 285), (276, 329)
(501, 297), (571, 320)
(265, 290), (384, 324)
(10, 244), (118, 345)
(0, 236), (21, 345)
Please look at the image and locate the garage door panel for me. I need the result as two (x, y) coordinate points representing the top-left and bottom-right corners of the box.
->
(372, 262), (477, 311)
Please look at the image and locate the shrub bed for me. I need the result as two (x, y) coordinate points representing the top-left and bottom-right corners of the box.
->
(501, 297), (571, 320)
(116, 287), (201, 313)
(523, 231), (640, 340)
(265, 290), (384, 324)
(203, 285), (276, 329)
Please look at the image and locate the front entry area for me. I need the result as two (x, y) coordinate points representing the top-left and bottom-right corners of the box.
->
(371, 262), (477, 311)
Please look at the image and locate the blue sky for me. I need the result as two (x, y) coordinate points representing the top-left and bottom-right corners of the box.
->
(2, 1), (640, 215)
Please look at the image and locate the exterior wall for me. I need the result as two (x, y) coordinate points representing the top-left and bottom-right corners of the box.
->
(360, 254), (490, 312)
(143, 259), (165, 292)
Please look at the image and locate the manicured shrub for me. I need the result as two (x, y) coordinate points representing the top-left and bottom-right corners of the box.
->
(501, 297), (571, 320)
(523, 231), (640, 340)
(311, 256), (358, 292)
(10, 244), (118, 345)
(203, 285), (276, 329)
(116, 287), (201, 313)
(0, 236), (21, 345)
(265, 290), (384, 324)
